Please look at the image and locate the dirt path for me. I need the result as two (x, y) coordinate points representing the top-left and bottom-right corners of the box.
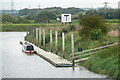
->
(108, 30), (118, 37)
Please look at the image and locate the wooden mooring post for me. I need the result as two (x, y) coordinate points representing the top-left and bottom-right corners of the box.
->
(71, 34), (75, 66)
(43, 29), (45, 47)
(55, 31), (58, 55)
(33, 28), (36, 39)
(62, 33), (65, 58)
(36, 28), (39, 46)
(39, 28), (42, 47)
(36, 28), (38, 41)
(50, 30), (52, 52)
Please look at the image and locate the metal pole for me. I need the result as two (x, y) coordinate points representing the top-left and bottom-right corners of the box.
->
(50, 30), (52, 52)
(62, 32), (65, 58)
(71, 34), (75, 66)
(55, 31), (58, 55)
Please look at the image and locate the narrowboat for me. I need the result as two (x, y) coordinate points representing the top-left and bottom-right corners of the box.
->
(22, 42), (35, 54)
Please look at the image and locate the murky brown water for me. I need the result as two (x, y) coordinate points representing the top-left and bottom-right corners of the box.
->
(2, 32), (106, 78)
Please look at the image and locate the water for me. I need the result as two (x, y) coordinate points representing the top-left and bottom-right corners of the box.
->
(0, 32), (2, 79)
(2, 32), (106, 78)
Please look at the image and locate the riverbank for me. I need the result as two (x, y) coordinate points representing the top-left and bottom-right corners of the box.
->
(24, 24), (118, 78)
(77, 45), (118, 78)
(2, 25), (38, 32)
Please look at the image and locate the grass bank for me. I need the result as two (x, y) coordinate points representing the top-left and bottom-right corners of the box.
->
(78, 46), (118, 78)
(24, 24), (118, 78)
(25, 25), (118, 57)
(2, 25), (38, 32)
(2, 24), (64, 32)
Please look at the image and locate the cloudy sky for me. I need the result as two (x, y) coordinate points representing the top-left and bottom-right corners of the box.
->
(1, 0), (119, 10)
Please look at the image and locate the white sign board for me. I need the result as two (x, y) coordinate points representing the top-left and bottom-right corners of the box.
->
(61, 14), (71, 23)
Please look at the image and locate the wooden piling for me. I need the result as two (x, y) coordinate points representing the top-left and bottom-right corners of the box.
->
(36, 28), (39, 46)
(55, 31), (58, 55)
(71, 34), (74, 66)
(43, 29), (45, 47)
(62, 33), (65, 58)
(39, 28), (42, 47)
(50, 30), (52, 52)
(36, 28), (38, 41)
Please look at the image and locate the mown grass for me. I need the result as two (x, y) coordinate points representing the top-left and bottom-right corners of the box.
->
(1, 18), (118, 32)
(1, 22), (118, 26)
(2, 25), (40, 32)
(1, 22), (79, 26)
(105, 19), (119, 23)
(1, 24), (68, 32)
(78, 46), (119, 78)
(1, 19), (118, 26)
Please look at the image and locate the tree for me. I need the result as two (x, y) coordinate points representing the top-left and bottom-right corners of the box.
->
(2, 14), (17, 23)
(17, 17), (30, 23)
(34, 11), (56, 23)
(19, 8), (29, 16)
(84, 8), (118, 19)
(79, 15), (107, 40)
(25, 13), (35, 20)
(2, 14), (30, 24)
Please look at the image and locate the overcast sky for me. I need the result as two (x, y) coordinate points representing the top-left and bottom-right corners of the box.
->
(1, 0), (120, 10)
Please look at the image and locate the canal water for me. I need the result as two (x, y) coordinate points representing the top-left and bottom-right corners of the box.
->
(2, 32), (106, 78)
(0, 32), (2, 79)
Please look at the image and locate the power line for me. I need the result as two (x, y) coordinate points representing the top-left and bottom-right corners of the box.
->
(38, 4), (40, 9)
(11, 0), (14, 10)
(29, 5), (31, 9)
(103, 1), (109, 8)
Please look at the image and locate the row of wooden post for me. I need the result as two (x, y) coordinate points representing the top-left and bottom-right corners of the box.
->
(35, 28), (75, 66)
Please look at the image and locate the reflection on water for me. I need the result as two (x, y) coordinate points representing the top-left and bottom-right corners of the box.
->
(2, 32), (106, 78)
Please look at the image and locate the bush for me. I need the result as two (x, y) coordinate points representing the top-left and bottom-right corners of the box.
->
(69, 25), (76, 31)
(90, 29), (102, 40)
(17, 17), (30, 23)
(2, 14), (30, 24)
(2, 14), (17, 23)
(34, 11), (56, 23)
(79, 15), (108, 40)
(62, 28), (69, 33)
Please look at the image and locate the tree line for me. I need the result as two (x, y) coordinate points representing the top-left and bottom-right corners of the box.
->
(2, 14), (30, 24)
(78, 8), (118, 19)
(2, 7), (118, 24)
